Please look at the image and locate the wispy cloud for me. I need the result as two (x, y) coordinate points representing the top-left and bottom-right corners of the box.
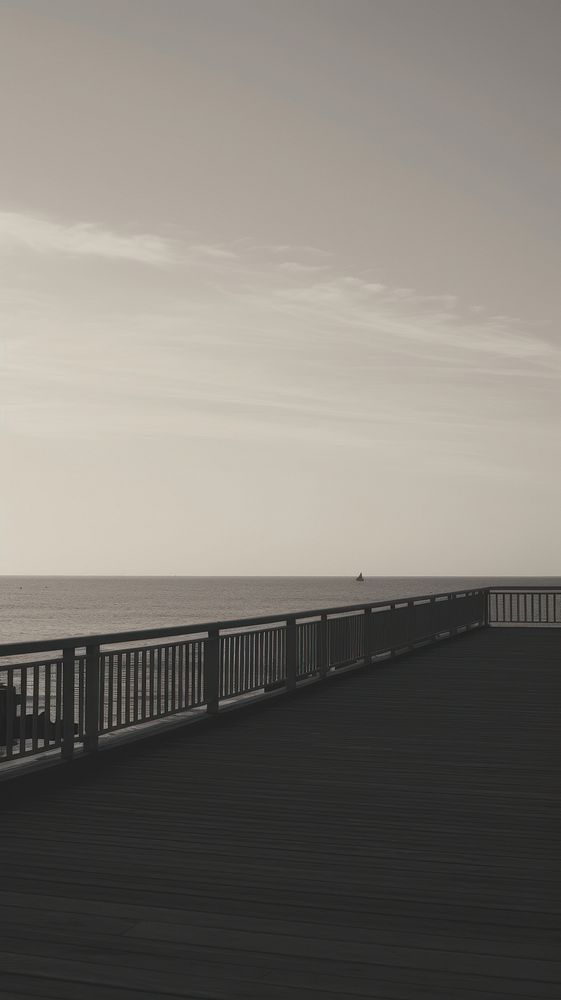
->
(188, 243), (237, 261)
(1, 209), (560, 482)
(277, 261), (328, 275)
(0, 210), (177, 264)
(265, 243), (331, 258)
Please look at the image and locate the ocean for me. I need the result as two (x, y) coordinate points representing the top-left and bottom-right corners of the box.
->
(1, 575), (559, 645)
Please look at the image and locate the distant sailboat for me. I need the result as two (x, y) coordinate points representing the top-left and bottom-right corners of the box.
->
(356, 571), (364, 582)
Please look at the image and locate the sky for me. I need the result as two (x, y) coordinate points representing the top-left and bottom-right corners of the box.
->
(1, 0), (560, 575)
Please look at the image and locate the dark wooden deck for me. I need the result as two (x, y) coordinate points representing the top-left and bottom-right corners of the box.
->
(1, 627), (560, 999)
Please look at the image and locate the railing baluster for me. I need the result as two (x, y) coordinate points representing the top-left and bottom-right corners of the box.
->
(191, 644), (197, 705)
(107, 652), (114, 729)
(124, 651), (131, 726)
(319, 614), (328, 677)
(156, 647), (162, 717)
(77, 658), (85, 738)
(171, 645), (176, 711)
(5, 669), (14, 758)
(146, 650), (151, 718)
(32, 665), (39, 752)
(85, 643), (100, 753)
(286, 618), (297, 691)
(62, 647), (75, 759)
(364, 607), (372, 663)
(54, 660), (63, 746)
(116, 653), (123, 727)
(19, 666), (27, 757)
(205, 629), (220, 714)
(178, 643), (184, 708)
(98, 654), (105, 731)
(45, 663), (52, 747)
(132, 650), (138, 722)
(140, 650), (146, 720)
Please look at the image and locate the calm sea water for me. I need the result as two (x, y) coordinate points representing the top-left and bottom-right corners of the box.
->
(1, 576), (559, 644)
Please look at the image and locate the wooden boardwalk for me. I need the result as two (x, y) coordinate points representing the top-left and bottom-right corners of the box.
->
(1, 626), (560, 999)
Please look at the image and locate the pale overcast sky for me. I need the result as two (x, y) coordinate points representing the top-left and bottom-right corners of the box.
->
(1, 0), (560, 575)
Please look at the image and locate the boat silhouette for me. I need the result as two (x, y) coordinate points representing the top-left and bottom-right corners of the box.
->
(356, 572), (364, 582)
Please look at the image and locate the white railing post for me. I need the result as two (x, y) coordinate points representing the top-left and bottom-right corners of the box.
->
(84, 643), (100, 752)
(62, 647), (75, 759)
(319, 614), (329, 677)
(286, 618), (297, 690)
(205, 629), (220, 714)
(363, 607), (372, 664)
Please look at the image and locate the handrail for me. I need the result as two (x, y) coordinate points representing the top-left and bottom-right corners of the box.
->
(0, 588), (489, 770)
(488, 586), (561, 591)
(488, 587), (561, 626)
(0, 588), (488, 657)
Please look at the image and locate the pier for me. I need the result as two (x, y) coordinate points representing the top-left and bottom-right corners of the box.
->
(1, 588), (561, 998)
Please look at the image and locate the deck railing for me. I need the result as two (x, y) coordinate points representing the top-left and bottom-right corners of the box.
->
(488, 587), (561, 625)
(0, 589), (488, 767)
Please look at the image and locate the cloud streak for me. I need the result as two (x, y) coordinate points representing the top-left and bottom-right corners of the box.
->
(1, 209), (560, 485)
(0, 210), (177, 265)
